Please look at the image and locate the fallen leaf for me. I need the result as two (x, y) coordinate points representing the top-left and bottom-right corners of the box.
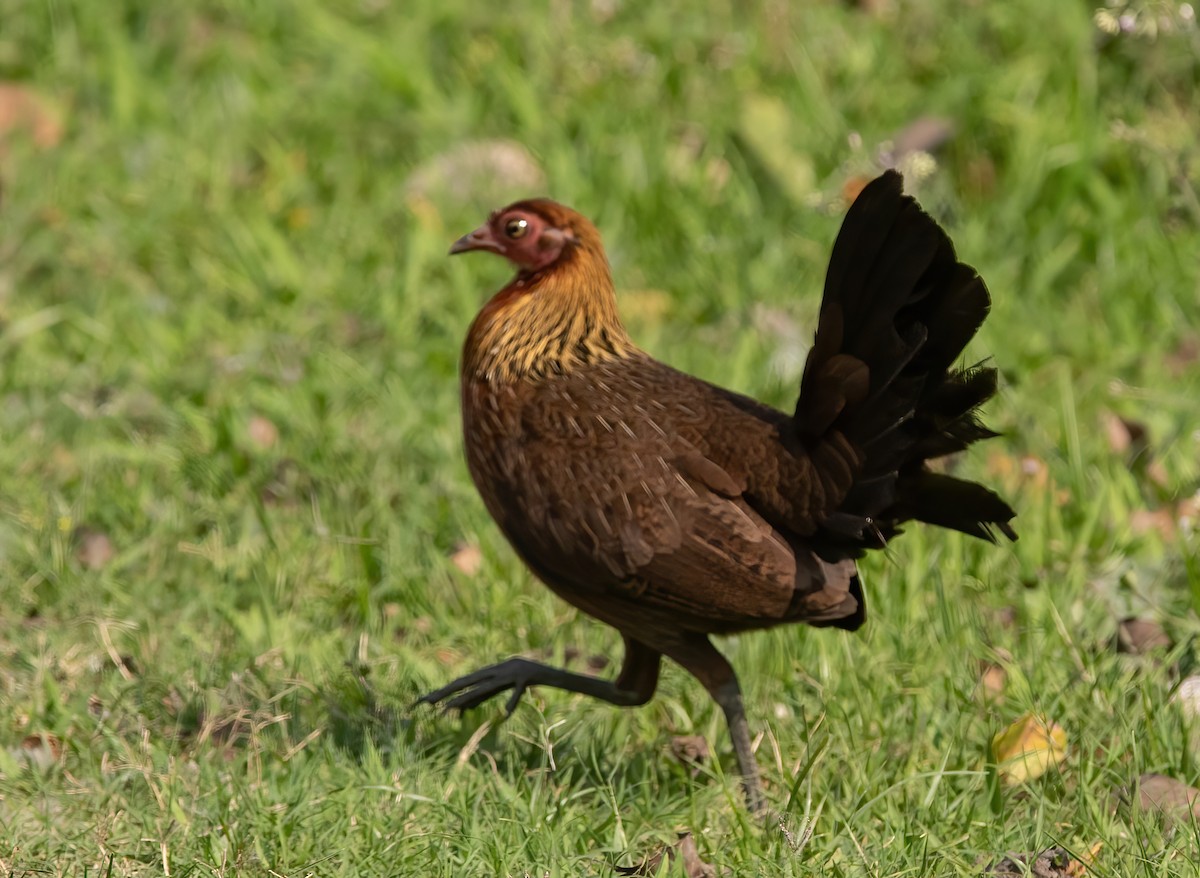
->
(616, 833), (716, 877)
(74, 526), (115, 570)
(985, 844), (1097, 877)
(1116, 617), (1171, 655)
(449, 542), (483, 576)
(990, 714), (1068, 784)
(247, 415), (279, 449)
(0, 83), (62, 151)
(1069, 843), (1103, 877)
(1133, 773), (1200, 823)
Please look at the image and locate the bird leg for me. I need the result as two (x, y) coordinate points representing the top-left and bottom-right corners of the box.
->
(416, 635), (661, 716)
(664, 635), (766, 814)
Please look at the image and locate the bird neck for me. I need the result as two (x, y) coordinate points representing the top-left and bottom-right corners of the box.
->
(462, 254), (636, 383)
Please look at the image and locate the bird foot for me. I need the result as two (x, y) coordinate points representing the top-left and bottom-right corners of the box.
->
(415, 658), (540, 716)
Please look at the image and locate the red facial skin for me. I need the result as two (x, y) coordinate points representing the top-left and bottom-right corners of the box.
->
(449, 205), (578, 275)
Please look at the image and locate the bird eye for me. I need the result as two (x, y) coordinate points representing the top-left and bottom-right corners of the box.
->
(504, 217), (529, 239)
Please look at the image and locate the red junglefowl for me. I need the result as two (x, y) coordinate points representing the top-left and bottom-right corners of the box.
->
(419, 171), (1016, 812)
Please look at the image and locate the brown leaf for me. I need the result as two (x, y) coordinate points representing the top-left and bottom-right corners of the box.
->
(247, 415), (279, 449)
(1115, 617), (1171, 655)
(449, 542), (483, 576)
(0, 83), (62, 150)
(616, 833), (716, 878)
(1134, 773), (1200, 823)
(74, 526), (115, 570)
(985, 844), (1098, 877)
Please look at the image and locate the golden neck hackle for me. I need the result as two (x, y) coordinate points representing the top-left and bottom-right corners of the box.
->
(463, 249), (636, 384)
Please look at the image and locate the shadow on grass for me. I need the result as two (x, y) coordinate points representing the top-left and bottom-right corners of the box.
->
(320, 661), (414, 759)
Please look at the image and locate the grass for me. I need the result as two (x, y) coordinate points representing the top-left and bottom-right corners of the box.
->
(1, 0), (1199, 874)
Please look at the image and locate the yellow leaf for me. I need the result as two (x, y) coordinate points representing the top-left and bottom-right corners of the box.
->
(990, 713), (1067, 784)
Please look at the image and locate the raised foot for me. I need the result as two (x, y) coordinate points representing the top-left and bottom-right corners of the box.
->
(415, 658), (542, 716)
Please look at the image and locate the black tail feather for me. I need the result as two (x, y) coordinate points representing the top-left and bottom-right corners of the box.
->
(795, 170), (1016, 546)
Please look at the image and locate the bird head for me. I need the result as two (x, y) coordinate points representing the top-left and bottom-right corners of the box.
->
(449, 199), (602, 275)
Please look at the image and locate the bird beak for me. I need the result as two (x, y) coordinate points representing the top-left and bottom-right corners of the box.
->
(449, 225), (503, 256)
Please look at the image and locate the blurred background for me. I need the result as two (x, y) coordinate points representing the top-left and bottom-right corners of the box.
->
(1, 0), (1199, 874)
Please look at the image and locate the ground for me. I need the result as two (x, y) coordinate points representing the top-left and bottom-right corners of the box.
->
(2, 0), (1199, 875)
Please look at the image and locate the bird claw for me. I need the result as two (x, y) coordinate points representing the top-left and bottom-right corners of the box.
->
(415, 659), (535, 716)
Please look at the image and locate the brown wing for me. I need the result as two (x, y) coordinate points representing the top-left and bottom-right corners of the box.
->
(469, 355), (861, 633)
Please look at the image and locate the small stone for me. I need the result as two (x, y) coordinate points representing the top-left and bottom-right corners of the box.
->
(247, 415), (279, 449)
(449, 542), (483, 576)
(670, 735), (710, 767)
(74, 527), (115, 570)
(1134, 773), (1200, 823)
(1116, 617), (1171, 655)
(1172, 675), (1200, 719)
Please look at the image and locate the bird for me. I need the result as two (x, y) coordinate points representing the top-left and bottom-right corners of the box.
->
(418, 171), (1016, 812)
